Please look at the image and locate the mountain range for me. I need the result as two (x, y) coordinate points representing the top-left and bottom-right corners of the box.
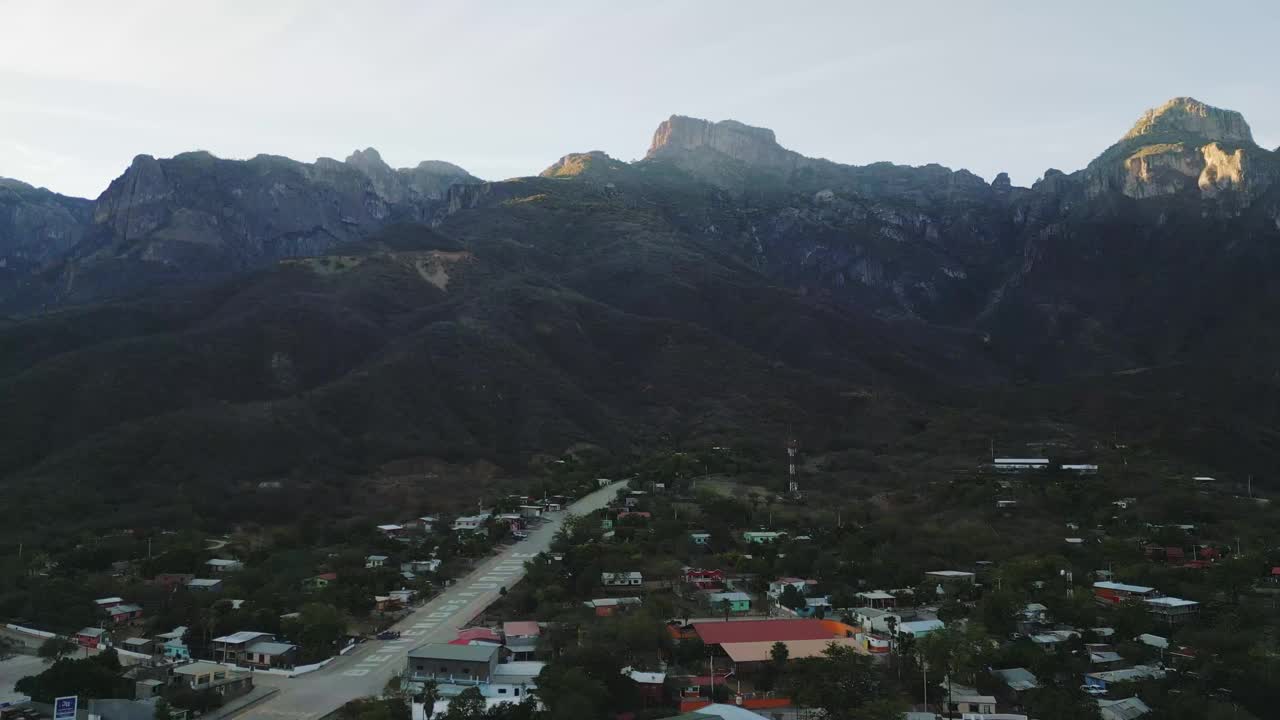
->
(2, 96), (1279, 538)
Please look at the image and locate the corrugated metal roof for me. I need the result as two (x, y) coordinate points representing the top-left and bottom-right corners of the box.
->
(409, 642), (499, 663)
(721, 637), (863, 663)
(1094, 581), (1155, 594)
(502, 621), (540, 638)
(693, 619), (833, 645)
(212, 631), (271, 644)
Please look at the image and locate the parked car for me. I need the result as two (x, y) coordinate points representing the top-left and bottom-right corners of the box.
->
(376, 630), (401, 640)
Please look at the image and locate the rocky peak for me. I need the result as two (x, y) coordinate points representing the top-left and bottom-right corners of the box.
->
(345, 147), (393, 174)
(646, 115), (804, 170)
(1084, 97), (1272, 202)
(1122, 96), (1254, 146)
(540, 151), (628, 179)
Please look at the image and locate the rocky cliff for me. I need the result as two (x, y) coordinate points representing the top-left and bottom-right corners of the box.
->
(0, 178), (93, 299)
(3, 149), (477, 310)
(1083, 96), (1276, 202)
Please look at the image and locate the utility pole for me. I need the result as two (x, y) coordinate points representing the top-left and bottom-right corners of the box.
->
(922, 661), (929, 714)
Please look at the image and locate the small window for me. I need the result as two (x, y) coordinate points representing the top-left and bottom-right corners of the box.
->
(498, 689), (507, 694)
(440, 666), (448, 673)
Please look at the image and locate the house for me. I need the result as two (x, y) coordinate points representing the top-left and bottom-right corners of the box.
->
(120, 637), (154, 655)
(946, 695), (997, 715)
(377, 524), (405, 538)
(601, 571), (643, 587)
(742, 531), (784, 544)
(1093, 581), (1157, 606)
(854, 590), (897, 610)
(996, 500), (1019, 509)
(622, 667), (667, 705)
(790, 596), (832, 618)
(616, 511), (652, 522)
(242, 639), (299, 669)
(1098, 697), (1152, 720)
(683, 568), (725, 590)
(205, 559), (243, 573)
(162, 637), (191, 661)
(187, 578), (223, 592)
(304, 572), (338, 590)
(767, 577), (814, 599)
(1021, 602), (1049, 624)
(690, 532), (711, 545)
(407, 643), (500, 683)
(503, 621), (540, 658)
(1084, 666), (1166, 692)
(1145, 596), (1199, 624)
(583, 597), (641, 616)
(453, 513), (491, 533)
(374, 595), (403, 613)
(848, 607), (905, 634)
(152, 573), (195, 589)
(519, 505), (544, 519)
(173, 662), (253, 700)
(707, 591), (752, 613)
(75, 627), (107, 648)
(211, 631), (274, 665)
(366, 555), (389, 569)
(106, 603), (143, 624)
(1031, 629), (1079, 648)
(991, 667), (1039, 693)
(416, 515), (440, 532)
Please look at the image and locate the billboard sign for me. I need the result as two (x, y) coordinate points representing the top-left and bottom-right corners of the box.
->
(54, 696), (77, 720)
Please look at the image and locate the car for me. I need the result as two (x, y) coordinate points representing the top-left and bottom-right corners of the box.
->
(376, 630), (401, 640)
(1080, 685), (1107, 697)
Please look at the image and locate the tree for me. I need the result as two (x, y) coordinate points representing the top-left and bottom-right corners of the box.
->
(15, 650), (126, 702)
(779, 584), (807, 612)
(770, 640), (790, 667)
(38, 636), (77, 663)
(153, 698), (175, 720)
(786, 644), (890, 720)
(444, 687), (486, 720)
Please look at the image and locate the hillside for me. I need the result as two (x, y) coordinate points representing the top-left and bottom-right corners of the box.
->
(2, 97), (1280, 539)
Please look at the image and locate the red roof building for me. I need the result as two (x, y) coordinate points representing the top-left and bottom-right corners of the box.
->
(693, 619), (833, 647)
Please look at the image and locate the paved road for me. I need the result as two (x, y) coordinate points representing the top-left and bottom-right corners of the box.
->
(237, 481), (626, 719)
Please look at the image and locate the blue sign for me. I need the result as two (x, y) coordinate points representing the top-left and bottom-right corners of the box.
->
(54, 696), (77, 720)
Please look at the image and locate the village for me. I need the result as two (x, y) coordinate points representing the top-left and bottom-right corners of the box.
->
(1, 446), (1278, 720)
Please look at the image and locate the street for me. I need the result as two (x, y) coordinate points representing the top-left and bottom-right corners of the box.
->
(236, 481), (625, 719)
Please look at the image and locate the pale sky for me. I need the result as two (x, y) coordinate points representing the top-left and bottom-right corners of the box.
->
(2, 0), (1277, 199)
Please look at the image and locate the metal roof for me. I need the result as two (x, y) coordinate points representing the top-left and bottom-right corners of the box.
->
(246, 641), (296, 656)
(992, 667), (1038, 691)
(408, 642), (499, 663)
(1145, 596), (1198, 607)
(1098, 697), (1152, 720)
(693, 619), (833, 645)
(707, 592), (752, 602)
(502, 621), (540, 638)
(212, 631), (271, 644)
(721, 637), (863, 663)
(1093, 581), (1155, 594)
